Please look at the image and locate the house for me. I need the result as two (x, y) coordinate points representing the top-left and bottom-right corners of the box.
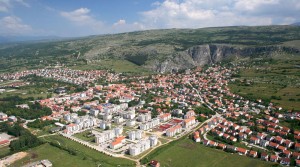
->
(293, 152), (300, 159)
(269, 142), (279, 149)
(283, 150), (292, 158)
(250, 136), (260, 144)
(217, 143), (226, 150)
(245, 129), (252, 135)
(193, 131), (201, 142)
(257, 133), (266, 140)
(0, 112), (8, 121)
(237, 147), (248, 155)
(260, 140), (269, 147)
(277, 145), (286, 152)
(295, 143), (300, 151)
(150, 160), (160, 167)
(270, 155), (279, 162)
(208, 140), (217, 147)
(249, 150), (258, 158)
(261, 152), (269, 161)
(283, 140), (293, 148)
(280, 158), (290, 166)
(229, 136), (237, 142)
(0, 140), (10, 146)
(8, 116), (17, 122)
(274, 136), (285, 144)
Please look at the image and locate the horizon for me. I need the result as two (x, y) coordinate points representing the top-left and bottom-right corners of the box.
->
(0, 0), (300, 38)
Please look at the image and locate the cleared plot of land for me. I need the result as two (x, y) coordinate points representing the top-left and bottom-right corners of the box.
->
(35, 135), (135, 167)
(142, 138), (274, 167)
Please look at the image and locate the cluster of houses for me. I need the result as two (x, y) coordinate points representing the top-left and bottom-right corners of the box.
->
(2, 62), (299, 164)
(0, 112), (17, 123)
(194, 113), (300, 165)
(0, 68), (110, 85)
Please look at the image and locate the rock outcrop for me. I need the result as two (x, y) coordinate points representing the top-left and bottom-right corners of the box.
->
(146, 44), (297, 73)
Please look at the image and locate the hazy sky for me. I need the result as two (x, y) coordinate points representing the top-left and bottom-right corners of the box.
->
(0, 0), (299, 37)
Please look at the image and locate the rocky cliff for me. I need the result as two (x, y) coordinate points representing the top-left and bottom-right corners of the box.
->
(146, 44), (298, 73)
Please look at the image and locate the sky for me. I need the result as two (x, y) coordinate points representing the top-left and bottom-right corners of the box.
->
(0, 0), (299, 37)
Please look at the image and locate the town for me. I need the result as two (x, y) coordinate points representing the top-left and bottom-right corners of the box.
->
(0, 63), (299, 166)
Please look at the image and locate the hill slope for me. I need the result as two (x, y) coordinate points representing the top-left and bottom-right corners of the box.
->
(0, 25), (300, 73)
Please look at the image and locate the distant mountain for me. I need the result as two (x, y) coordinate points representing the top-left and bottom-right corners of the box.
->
(291, 22), (300, 26)
(0, 36), (64, 44)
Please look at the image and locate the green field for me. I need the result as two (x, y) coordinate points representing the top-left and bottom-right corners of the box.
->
(11, 135), (135, 167)
(0, 146), (11, 158)
(229, 55), (300, 111)
(142, 138), (274, 167)
(73, 130), (95, 142)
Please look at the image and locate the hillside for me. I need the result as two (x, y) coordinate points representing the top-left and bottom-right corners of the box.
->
(0, 25), (300, 73)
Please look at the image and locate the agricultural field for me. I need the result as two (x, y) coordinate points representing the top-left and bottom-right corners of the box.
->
(229, 55), (300, 111)
(142, 138), (274, 167)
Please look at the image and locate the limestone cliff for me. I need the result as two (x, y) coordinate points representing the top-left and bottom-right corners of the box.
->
(145, 44), (298, 73)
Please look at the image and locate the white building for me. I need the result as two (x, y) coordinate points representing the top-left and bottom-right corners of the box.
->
(182, 117), (196, 128)
(166, 125), (182, 137)
(126, 119), (136, 127)
(159, 113), (171, 122)
(123, 111), (135, 119)
(99, 121), (111, 130)
(138, 114), (152, 123)
(149, 135), (158, 146)
(114, 116), (124, 124)
(139, 118), (160, 130)
(129, 135), (158, 156)
(114, 126), (123, 137)
(90, 109), (99, 116)
(95, 130), (115, 144)
(0, 112), (8, 121)
(128, 130), (143, 140)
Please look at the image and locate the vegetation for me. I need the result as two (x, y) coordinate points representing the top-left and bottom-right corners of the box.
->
(37, 135), (135, 167)
(11, 143), (128, 167)
(27, 120), (55, 129)
(229, 55), (300, 111)
(0, 123), (43, 152)
(141, 138), (274, 167)
(0, 96), (52, 119)
(1, 25), (300, 73)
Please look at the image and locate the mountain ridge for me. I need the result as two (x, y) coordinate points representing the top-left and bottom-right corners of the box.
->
(0, 25), (300, 73)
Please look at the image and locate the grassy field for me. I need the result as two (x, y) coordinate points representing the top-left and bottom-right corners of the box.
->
(0, 146), (11, 158)
(142, 138), (274, 167)
(73, 130), (95, 142)
(32, 135), (135, 167)
(229, 55), (300, 111)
